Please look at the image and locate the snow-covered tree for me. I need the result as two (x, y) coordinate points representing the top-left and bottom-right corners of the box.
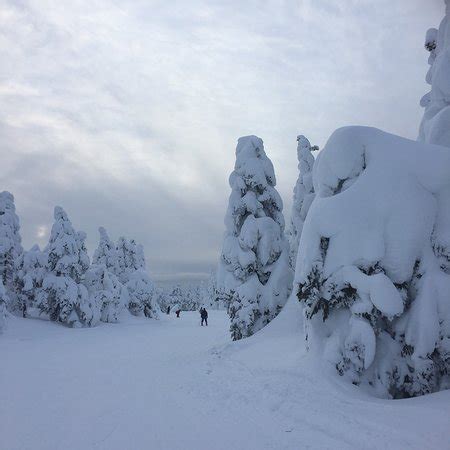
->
(39, 207), (99, 327)
(154, 287), (171, 313)
(296, 126), (450, 398)
(116, 237), (145, 284)
(116, 235), (158, 318)
(288, 135), (318, 269)
(202, 272), (226, 310)
(84, 264), (128, 323)
(87, 227), (130, 322)
(0, 280), (8, 333)
(169, 285), (183, 310)
(0, 192), (23, 303)
(126, 270), (158, 318)
(13, 245), (46, 317)
(93, 227), (120, 275)
(217, 135), (293, 341)
(418, 0), (450, 147)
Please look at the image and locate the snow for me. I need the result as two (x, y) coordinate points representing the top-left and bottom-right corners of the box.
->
(419, 1), (450, 147)
(218, 135), (292, 340)
(296, 125), (450, 397)
(1, 308), (450, 450)
(288, 135), (317, 269)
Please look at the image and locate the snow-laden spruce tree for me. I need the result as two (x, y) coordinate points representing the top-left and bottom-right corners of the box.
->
(86, 227), (129, 322)
(296, 126), (450, 398)
(154, 287), (170, 313)
(169, 285), (183, 309)
(84, 264), (128, 323)
(0, 192), (23, 303)
(39, 207), (99, 327)
(115, 235), (157, 318)
(116, 237), (145, 284)
(288, 135), (318, 269)
(92, 227), (120, 275)
(419, 0), (450, 147)
(126, 269), (158, 318)
(217, 135), (293, 341)
(0, 280), (8, 333)
(13, 245), (47, 317)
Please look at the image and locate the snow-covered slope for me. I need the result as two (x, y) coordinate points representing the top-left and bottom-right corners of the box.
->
(1, 310), (449, 450)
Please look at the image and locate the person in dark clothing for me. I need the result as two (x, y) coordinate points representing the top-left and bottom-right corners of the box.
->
(176, 309), (181, 318)
(200, 307), (208, 326)
(167, 306), (171, 315)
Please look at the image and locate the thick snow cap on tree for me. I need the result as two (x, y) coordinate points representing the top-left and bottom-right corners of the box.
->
(419, 0), (450, 147)
(0, 191), (23, 298)
(289, 135), (317, 269)
(296, 126), (450, 398)
(218, 135), (292, 340)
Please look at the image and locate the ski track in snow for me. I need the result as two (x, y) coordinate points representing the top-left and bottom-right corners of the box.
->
(1, 311), (449, 450)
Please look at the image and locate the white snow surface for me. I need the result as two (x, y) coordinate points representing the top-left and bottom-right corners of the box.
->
(1, 305), (449, 450)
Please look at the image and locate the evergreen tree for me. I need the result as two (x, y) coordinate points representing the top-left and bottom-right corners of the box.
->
(418, 0), (450, 147)
(0, 191), (23, 304)
(217, 136), (293, 341)
(126, 270), (158, 318)
(0, 280), (8, 333)
(84, 264), (128, 323)
(296, 126), (450, 398)
(288, 135), (317, 269)
(116, 237), (146, 284)
(169, 285), (183, 310)
(13, 245), (46, 317)
(39, 206), (99, 327)
(154, 287), (171, 313)
(93, 227), (120, 275)
(115, 235), (157, 319)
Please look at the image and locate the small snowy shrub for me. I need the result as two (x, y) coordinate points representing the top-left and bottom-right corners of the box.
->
(217, 136), (293, 340)
(296, 126), (450, 398)
(288, 135), (317, 270)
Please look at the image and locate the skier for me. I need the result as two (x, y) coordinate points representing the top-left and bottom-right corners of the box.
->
(167, 306), (171, 315)
(176, 309), (181, 318)
(200, 307), (208, 326)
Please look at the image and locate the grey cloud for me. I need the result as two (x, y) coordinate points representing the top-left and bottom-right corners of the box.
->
(0, 0), (444, 281)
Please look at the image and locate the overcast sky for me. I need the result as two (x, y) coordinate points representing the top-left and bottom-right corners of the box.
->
(0, 0), (444, 282)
